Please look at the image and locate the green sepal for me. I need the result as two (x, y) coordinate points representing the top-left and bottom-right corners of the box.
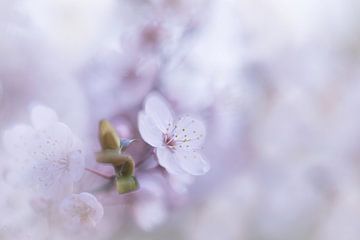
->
(96, 150), (134, 167)
(99, 120), (120, 150)
(114, 159), (135, 177)
(115, 176), (139, 194)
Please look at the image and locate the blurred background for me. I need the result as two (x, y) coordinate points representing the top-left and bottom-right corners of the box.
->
(1, 0), (360, 239)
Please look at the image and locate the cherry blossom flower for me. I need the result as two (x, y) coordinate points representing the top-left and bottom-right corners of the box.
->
(59, 192), (104, 228)
(2, 105), (85, 198)
(138, 93), (210, 175)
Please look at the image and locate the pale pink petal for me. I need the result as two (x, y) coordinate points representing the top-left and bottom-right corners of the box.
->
(78, 192), (104, 223)
(138, 111), (163, 147)
(67, 136), (85, 181)
(30, 105), (58, 130)
(29, 123), (84, 196)
(144, 93), (174, 133)
(173, 116), (206, 150)
(31, 122), (74, 161)
(31, 161), (63, 190)
(67, 150), (85, 182)
(156, 147), (185, 175)
(60, 192), (104, 228)
(176, 150), (210, 175)
(2, 124), (35, 159)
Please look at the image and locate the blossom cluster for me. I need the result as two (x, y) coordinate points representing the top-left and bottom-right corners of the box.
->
(2, 95), (209, 236)
(1, 0), (360, 239)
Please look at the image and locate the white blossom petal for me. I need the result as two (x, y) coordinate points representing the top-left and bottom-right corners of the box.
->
(3, 124), (35, 159)
(28, 124), (85, 196)
(173, 116), (206, 150)
(67, 150), (85, 182)
(30, 162), (73, 197)
(30, 105), (59, 130)
(156, 147), (185, 175)
(29, 122), (74, 161)
(138, 111), (163, 147)
(144, 93), (174, 133)
(176, 150), (210, 175)
(60, 192), (104, 228)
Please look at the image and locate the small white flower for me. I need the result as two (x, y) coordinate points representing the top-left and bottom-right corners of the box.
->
(3, 105), (85, 197)
(59, 192), (104, 228)
(138, 93), (210, 175)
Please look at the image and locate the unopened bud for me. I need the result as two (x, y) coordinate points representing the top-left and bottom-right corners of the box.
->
(96, 150), (134, 167)
(114, 159), (135, 177)
(99, 120), (120, 150)
(115, 176), (139, 194)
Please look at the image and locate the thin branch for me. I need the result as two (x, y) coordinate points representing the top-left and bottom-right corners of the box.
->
(85, 167), (114, 180)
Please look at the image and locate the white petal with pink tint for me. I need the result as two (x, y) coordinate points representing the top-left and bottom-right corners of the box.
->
(173, 116), (206, 150)
(29, 122), (74, 161)
(138, 112), (163, 147)
(3, 124), (35, 160)
(30, 105), (59, 130)
(176, 150), (210, 176)
(144, 93), (174, 133)
(156, 147), (185, 175)
(28, 123), (85, 195)
(60, 192), (104, 228)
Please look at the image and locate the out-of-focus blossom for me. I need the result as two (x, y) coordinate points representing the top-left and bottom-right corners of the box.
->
(138, 93), (209, 176)
(19, 0), (116, 70)
(133, 198), (167, 231)
(2, 0), (360, 239)
(0, 181), (41, 239)
(3, 105), (85, 198)
(84, 49), (160, 117)
(59, 192), (104, 228)
(132, 172), (167, 231)
(168, 173), (194, 194)
(96, 171), (168, 231)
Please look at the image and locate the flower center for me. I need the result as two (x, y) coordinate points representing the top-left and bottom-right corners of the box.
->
(164, 134), (176, 149)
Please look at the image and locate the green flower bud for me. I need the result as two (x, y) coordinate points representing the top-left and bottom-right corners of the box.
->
(97, 119), (139, 194)
(114, 159), (135, 177)
(99, 120), (120, 150)
(96, 150), (134, 166)
(115, 176), (139, 194)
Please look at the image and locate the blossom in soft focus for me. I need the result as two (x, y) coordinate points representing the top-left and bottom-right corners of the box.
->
(2, 0), (360, 239)
(132, 173), (167, 231)
(138, 92), (209, 176)
(133, 199), (166, 231)
(59, 192), (104, 228)
(168, 172), (194, 194)
(3, 105), (85, 198)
